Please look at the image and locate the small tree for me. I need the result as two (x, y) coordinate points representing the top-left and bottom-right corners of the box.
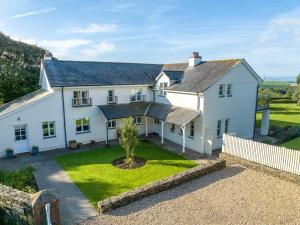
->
(297, 74), (300, 86)
(292, 87), (300, 106)
(118, 117), (139, 165)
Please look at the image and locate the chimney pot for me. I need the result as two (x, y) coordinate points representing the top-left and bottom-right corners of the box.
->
(189, 51), (202, 67)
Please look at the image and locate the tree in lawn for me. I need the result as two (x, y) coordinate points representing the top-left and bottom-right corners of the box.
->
(292, 87), (300, 106)
(118, 117), (139, 165)
(297, 74), (300, 86)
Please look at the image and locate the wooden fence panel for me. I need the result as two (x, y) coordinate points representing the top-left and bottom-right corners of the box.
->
(222, 134), (300, 175)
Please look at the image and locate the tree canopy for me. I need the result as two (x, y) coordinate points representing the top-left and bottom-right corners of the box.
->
(297, 74), (300, 86)
(0, 32), (45, 105)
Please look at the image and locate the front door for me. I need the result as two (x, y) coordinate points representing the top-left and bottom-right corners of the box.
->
(13, 125), (29, 154)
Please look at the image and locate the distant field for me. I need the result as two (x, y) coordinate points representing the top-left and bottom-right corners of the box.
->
(259, 81), (290, 89)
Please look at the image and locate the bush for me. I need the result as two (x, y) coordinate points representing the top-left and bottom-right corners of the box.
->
(270, 125), (300, 143)
(0, 166), (37, 193)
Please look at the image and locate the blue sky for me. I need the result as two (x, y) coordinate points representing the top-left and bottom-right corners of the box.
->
(0, 0), (300, 79)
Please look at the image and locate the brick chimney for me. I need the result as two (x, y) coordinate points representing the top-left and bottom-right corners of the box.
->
(44, 50), (53, 60)
(188, 52), (202, 67)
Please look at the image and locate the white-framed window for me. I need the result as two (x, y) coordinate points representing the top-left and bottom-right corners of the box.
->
(225, 119), (230, 133)
(131, 89), (143, 102)
(76, 118), (90, 134)
(189, 121), (194, 138)
(108, 120), (117, 129)
(108, 90), (114, 103)
(42, 121), (56, 138)
(227, 84), (232, 97)
(14, 126), (27, 141)
(170, 123), (175, 132)
(154, 118), (160, 124)
(134, 116), (142, 125)
(73, 90), (90, 105)
(219, 84), (225, 97)
(159, 82), (168, 96)
(217, 120), (222, 138)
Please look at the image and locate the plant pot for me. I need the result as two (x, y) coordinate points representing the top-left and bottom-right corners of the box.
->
(6, 149), (14, 159)
(69, 140), (78, 150)
(31, 146), (39, 155)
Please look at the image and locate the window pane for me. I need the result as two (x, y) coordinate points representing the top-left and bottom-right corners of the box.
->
(43, 128), (49, 137)
(76, 119), (81, 126)
(42, 123), (48, 129)
(73, 91), (80, 98)
(82, 91), (88, 98)
(76, 126), (82, 132)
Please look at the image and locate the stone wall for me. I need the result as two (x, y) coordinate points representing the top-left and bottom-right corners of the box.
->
(0, 184), (61, 225)
(219, 152), (300, 184)
(98, 159), (226, 213)
(0, 184), (33, 224)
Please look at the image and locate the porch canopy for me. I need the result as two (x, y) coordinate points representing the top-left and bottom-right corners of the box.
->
(98, 102), (200, 153)
(98, 102), (200, 126)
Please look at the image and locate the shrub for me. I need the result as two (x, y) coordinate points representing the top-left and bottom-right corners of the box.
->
(0, 166), (36, 193)
(270, 125), (300, 143)
(261, 139), (273, 144)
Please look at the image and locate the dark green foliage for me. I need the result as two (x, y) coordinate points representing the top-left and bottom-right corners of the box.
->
(0, 32), (46, 104)
(0, 166), (37, 193)
(269, 125), (300, 143)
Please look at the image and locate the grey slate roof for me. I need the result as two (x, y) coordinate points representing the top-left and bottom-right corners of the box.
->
(0, 89), (52, 118)
(162, 71), (184, 81)
(98, 102), (200, 126)
(98, 102), (149, 120)
(43, 60), (164, 87)
(166, 59), (241, 93)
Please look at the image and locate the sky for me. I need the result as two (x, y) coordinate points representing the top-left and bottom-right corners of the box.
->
(0, 0), (300, 79)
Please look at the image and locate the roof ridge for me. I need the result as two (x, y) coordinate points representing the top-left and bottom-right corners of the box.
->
(46, 59), (163, 66)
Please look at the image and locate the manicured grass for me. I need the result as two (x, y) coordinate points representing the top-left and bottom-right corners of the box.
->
(0, 166), (37, 193)
(280, 137), (300, 151)
(56, 140), (197, 208)
(256, 103), (300, 128)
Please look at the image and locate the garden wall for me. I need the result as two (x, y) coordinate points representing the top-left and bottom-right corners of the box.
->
(98, 159), (226, 213)
(0, 184), (61, 225)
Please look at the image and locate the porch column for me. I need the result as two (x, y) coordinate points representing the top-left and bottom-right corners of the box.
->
(106, 120), (109, 146)
(145, 117), (148, 137)
(260, 109), (270, 135)
(182, 125), (186, 153)
(161, 120), (165, 144)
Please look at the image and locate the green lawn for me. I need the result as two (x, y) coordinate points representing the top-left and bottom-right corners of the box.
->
(280, 137), (300, 150)
(256, 103), (300, 128)
(56, 141), (197, 208)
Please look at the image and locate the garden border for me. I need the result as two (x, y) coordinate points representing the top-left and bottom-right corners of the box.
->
(98, 159), (226, 213)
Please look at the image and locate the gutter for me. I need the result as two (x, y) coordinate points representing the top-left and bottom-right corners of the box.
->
(61, 87), (68, 148)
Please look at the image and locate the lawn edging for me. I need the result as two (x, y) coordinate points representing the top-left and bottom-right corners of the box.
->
(98, 159), (226, 213)
(220, 152), (300, 184)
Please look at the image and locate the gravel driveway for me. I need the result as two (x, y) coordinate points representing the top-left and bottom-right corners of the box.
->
(82, 165), (300, 225)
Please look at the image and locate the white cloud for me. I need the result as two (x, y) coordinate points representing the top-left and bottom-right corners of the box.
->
(6, 8), (56, 20)
(108, 3), (137, 12)
(81, 42), (115, 59)
(70, 23), (117, 33)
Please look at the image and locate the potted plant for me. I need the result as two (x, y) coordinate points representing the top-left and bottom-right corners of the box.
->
(6, 148), (14, 159)
(69, 140), (77, 150)
(31, 146), (39, 155)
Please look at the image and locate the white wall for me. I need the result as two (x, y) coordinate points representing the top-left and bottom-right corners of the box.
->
(0, 91), (65, 157)
(202, 62), (258, 150)
(61, 85), (151, 145)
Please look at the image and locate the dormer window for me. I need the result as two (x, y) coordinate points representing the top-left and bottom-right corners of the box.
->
(159, 82), (168, 96)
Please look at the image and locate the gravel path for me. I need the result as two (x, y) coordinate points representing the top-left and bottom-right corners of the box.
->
(81, 166), (300, 225)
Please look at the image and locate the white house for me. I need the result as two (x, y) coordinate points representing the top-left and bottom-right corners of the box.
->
(0, 51), (269, 157)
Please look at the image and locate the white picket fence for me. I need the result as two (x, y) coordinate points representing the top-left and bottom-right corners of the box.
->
(222, 134), (300, 175)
